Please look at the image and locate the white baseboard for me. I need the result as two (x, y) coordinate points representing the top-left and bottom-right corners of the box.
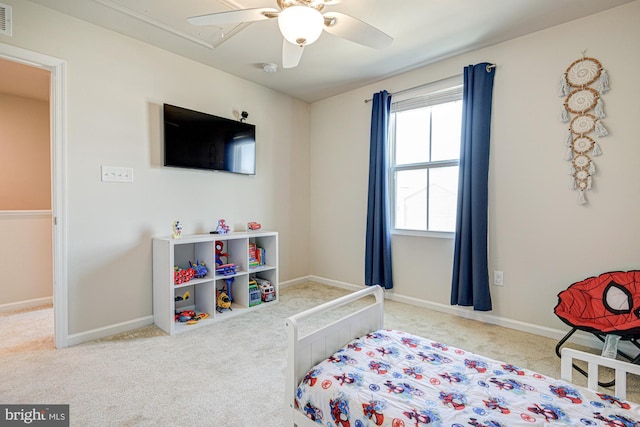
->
(66, 315), (154, 347)
(279, 276), (314, 289)
(64, 276), (620, 352)
(305, 275), (609, 352)
(0, 296), (53, 313)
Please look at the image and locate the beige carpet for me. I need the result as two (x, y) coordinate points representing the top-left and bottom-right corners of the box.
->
(0, 304), (54, 355)
(0, 282), (637, 426)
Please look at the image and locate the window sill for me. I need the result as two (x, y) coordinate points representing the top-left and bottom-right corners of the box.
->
(392, 229), (454, 239)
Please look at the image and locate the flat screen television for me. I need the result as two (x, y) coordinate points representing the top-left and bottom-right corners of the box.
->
(163, 104), (256, 175)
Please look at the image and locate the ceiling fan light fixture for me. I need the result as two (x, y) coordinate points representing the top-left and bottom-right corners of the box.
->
(278, 6), (324, 47)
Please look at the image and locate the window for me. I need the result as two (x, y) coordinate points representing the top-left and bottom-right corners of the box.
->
(390, 79), (463, 235)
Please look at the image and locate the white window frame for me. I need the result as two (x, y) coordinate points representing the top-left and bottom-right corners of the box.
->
(389, 75), (463, 238)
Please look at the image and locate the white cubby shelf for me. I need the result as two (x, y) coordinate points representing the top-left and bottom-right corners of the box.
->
(152, 231), (278, 335)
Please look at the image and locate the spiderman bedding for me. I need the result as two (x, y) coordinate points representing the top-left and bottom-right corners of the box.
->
(294, 329), (640, 427)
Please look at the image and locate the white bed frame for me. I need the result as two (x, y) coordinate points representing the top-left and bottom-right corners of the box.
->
(285, 285), (640, 426)
(561, 347), (640, 399)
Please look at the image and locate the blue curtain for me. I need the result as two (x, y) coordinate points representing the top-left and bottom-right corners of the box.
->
(451, 63), (496, 311)
(365, 90), (393, 289)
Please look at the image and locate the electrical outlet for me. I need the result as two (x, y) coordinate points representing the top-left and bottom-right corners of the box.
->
(493, 270), (504, 286)
(101, 166), (134, 183)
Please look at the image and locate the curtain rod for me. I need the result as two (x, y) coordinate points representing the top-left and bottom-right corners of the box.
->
(364, 64), (496, 103)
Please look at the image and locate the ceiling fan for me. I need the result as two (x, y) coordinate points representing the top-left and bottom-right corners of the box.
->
(187, 0), (393, 68)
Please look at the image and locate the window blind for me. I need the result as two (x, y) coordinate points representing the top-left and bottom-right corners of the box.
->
(391, 84), (463, 113)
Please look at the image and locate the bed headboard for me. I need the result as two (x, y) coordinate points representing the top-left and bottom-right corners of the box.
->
(284, 285), (384, 424)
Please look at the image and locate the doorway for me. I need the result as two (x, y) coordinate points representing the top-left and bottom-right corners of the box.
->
(0, 43), (67, 348)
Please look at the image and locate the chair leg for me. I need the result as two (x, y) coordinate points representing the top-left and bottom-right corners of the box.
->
(630, 338), (640, 364)
(593, 333), (640, 363)
(555, 328), (577, 359)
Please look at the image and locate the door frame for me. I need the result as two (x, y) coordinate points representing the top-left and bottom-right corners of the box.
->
(0, 43), (68, 348)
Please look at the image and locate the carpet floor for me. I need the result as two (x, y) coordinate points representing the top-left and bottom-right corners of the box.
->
(0, 282), (637, 426)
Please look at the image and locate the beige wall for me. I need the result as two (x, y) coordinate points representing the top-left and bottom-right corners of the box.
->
(310, 1), (640, 334)
(0, 93), (50, 210)
(0, 66), (52, 308)
(3, 0), (638, 341)
(2, 0), (310, 335)
(0, 213), (53, 306)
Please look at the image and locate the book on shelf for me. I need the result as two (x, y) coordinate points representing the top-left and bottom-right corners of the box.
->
(249, 243), (265, 268)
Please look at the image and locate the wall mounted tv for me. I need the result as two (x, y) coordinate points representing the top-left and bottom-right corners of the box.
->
(163, 104), (256, 175)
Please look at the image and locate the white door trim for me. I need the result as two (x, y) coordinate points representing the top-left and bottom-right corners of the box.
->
(0, 43), (68, 348)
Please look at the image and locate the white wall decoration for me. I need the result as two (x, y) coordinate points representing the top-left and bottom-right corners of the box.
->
(559, 54), (609, 205)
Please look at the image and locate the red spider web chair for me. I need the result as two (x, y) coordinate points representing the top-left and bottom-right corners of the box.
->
(554, 270), (640, 386)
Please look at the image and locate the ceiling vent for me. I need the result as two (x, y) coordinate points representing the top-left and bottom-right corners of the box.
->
(0, 3), (12, 37)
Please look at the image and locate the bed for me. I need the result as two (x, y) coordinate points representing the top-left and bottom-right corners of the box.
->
(285, 285), (640, 426)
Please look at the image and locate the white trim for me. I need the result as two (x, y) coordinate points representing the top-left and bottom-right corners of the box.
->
(306, 275), (608, 351)
(93, 0), (214, 49)
(66, 315), (154, 347)
(392, 229), (454, 239)
(0, 297), (53, 313)
(307, 275), (362, 292)
(0, 43), (68, 349)
(278, 276), (315, 289)
(0, 210), (52, 218)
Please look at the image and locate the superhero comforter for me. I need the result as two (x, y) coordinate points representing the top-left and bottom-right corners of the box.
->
(294, 329), (640, 426)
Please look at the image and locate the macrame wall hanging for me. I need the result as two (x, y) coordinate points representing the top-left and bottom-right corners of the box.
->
(559, 53), (610, 205)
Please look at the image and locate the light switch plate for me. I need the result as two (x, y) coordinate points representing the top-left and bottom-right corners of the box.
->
(101, 166), (133, 183)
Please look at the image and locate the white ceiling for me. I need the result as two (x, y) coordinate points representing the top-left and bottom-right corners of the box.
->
(17, 0), (637, 102)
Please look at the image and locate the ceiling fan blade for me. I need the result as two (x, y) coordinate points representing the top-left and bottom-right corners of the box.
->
(282, 39), (304, 68)
(187, 8), (278, 26)
(322, 12), (393, 49)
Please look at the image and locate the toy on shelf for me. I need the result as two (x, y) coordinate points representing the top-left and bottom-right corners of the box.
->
(249, 243), (266, 269)
(216, 219), (230, 234)
(248, 280), (261, 307)
(215, 241), (228, 266)
(174, 266), (196, 285)
(175, 291), (190, 302)
(174, 310), (209, 325)
(247, 221), (261, 231)
(225, 277), (234, 303)
(216, 290), (232, 313)
(215, 240), (237, 275)
(189, 260), (208, 278)
(172, 221), (183, 239)
(216, 264), (238, 276)
(255, 277), (276, 302)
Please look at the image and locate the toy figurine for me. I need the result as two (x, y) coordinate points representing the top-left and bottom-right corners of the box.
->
(215, 241), (228, 266)
(216, 219), (230, 234)
(189, 260), (208, 278)
(172, 221), (183, 239)
(247, 221), (261, 231)
(216, 290), (232, 313)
